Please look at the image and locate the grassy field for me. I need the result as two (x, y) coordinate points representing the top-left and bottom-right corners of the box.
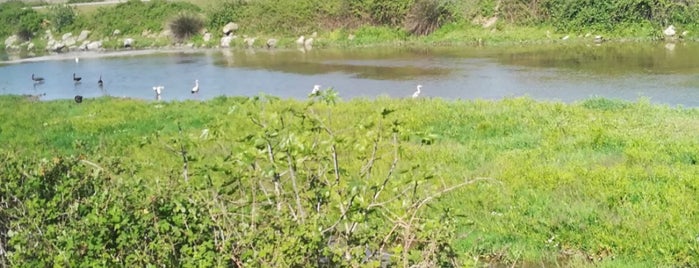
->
(1, 94), (698, 266)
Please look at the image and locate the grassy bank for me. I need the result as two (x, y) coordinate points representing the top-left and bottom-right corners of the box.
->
(3, 0), (699, 54)
(1, 94), (698, 266)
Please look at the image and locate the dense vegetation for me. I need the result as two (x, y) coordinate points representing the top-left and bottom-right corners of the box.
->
(1, 94), (698, 266)
(2, 0), (699, 50)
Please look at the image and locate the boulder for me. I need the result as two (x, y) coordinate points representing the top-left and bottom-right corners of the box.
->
(266, 38), (277, 49)
(77, 30), (90, 42)
(64, 36), (77, 47)
(61, 32), (73, 41)
(222, 22), (238, 36)
(123, 38), (134, 48)
(295, 35), (305, 46)
(303, 37), (314, 48)
(243, 37), (256, 48)
(4, 35), (18, 48)
(220, 35), (234, 48)
(50, 42), (66, 52)
(86, 41), (102, 50)
(203, 32), (212, 43)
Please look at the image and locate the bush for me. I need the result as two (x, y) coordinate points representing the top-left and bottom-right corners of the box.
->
(0, 2), (45, 39)
(169, 13), (204, 41)
(88, 0), (201, 37)
(48, 4), (76, 33)
(404, 0), (455, 36)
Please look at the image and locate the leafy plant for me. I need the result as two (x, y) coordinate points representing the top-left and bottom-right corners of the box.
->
(169, 12), (204, 41)
(404, 0), (455, 36)
(48, 4), (76, 33)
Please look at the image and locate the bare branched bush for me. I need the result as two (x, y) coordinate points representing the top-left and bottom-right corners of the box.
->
(404, 0), (454, 36)
(169, 13), (203, 41)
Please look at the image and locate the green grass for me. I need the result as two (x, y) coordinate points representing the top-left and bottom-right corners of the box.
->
(1, 94), (699, 266)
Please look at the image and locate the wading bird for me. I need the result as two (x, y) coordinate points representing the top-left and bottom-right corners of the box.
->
(412, 85), (422, 99)
(32, 73), (44, 83)
(153, 85), (164, 100)
(309, 84), (321, 96)
(191, 79), (200, 94)
(73, 73), (82, 83)
(98, 74), (103, 87)
(74, 95), (83, 103)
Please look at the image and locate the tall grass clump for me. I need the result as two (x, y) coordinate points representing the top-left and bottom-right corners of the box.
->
(169, 13), (204, 41)
(87, 0), (201, 37)
(404, 0), (455, 36)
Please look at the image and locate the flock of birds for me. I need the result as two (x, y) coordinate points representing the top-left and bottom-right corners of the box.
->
(30, 60), (422, 102)
(31, 71), (202, 103)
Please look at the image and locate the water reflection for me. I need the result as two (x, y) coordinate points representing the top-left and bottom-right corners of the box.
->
(1, 42), (699, 106)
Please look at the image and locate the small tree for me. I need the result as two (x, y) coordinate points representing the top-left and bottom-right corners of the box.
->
(48, 4), (76, 33)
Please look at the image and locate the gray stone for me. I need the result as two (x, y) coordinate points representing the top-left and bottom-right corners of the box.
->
(266, 38), (277, 49)
(303, 37), (314, 48)
(123, 38), (134, 48)
(64, 37), (77, 47)
(243, 37), (256, 48)
(4, 35), (18, 48)
(203, 32), (212, 43)
(61, 32), (73, 41)
(86, 41), (102, 50)
(222, 22), (238, 35)
(77, 30), (90, 42)
(220, 36), (233, 48)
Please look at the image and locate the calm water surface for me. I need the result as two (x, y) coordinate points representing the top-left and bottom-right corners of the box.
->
(2, 42), (699, 106)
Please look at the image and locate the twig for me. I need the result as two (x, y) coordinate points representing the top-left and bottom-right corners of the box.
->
(286, 152), (306, 221)
(177, 123), (189, 183)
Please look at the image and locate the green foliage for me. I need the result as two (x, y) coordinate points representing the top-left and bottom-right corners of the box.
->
(404, 0), (455, 36)
(0, 1), (45, 39)
(2, 95), (699, 266)
(169, 12), (204, 41)
(48, 4), (76, 33)
(87, 0), (202, 37)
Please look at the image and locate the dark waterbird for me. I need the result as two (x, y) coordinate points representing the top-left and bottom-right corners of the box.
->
(73, 73), (82, 83)
(32, 73), (45, 83)
(98, 74), (103, 87)
(74, 95), (83, 103)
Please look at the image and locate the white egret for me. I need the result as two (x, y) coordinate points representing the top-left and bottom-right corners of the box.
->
(75, 56), (79, 63)
(309, 84), (321, 96)
(412, 85), (422, 99)
(191, 79), (200, 94)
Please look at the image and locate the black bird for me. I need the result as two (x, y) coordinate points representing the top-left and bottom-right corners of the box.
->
(98, 74), (103, 87)
(74, 95), (83, 103)
(73, 73), (82, 83)
(32, 73), (45, 83)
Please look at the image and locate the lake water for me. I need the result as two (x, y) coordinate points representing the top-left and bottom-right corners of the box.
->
(2, 42), (699, 106)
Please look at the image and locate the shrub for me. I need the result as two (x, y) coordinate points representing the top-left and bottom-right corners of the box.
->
(169, 13), (204, 41)
(48, 4), (76, 33)
(404, 0), (454, 36)
(0, 2), (44, 39)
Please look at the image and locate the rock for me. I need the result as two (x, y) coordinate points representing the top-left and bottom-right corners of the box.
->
(303, 37), (314, 48)
(4, 35), (18, 48)
(663, 25), (676, 38)
(112, 29), (121, 36)
(594, 35), (604, 44)
(203, 32), (212, 43)
(311, 31), (317, 38)
(295, 35), (305, 46)
(62, 32), (73, 41)
(266, 38), (277, 49)
(348, 34), (355, 40)
(243, 37), (256, 48)
(77, 30), (90, 42)
(123, 38), (134, 48)
(86, 41), (102, 50)
(51, 42), (66, 52)
(64, 36), (77, 47)
(222, 22), (239, 36)
(220, 36), (233, 48)
(27, 42), (35, 50)
(561, 35), (570, 40)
